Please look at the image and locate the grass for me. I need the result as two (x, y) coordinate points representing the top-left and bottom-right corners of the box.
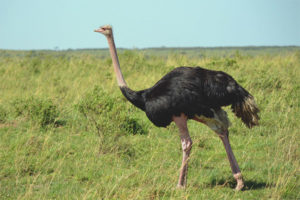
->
(0, 47), (299, 199)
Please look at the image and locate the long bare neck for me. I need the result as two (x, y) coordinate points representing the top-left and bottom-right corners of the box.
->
(104, 32), (145, 111)
(106, 35), (127, 87)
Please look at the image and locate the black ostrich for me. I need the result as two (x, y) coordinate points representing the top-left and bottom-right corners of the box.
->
(95, 25), (259, 191)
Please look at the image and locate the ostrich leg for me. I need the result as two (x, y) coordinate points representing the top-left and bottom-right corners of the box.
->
(173, 114), (193, 188)
(219, 130), (244, 191)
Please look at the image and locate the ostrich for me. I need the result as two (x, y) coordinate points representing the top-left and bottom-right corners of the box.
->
(94, 25), (259, 191)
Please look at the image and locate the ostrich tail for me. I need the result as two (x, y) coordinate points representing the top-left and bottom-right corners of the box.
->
(232, 95), (260, 128)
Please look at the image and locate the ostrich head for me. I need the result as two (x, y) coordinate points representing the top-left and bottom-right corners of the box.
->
(94, 25), (113, 37)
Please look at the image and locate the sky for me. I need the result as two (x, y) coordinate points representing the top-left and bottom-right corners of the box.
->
(1, 0), (299, 50)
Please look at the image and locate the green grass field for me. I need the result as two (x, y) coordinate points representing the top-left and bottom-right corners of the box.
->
(0, 47), (299, 199)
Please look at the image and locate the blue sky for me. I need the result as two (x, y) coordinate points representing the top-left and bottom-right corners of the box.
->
(1, 0), (299, 50)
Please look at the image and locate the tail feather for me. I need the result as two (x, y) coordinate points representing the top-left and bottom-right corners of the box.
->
(232, 94), (260, 128)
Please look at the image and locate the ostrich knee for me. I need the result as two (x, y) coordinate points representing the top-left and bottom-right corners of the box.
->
(181, 137), (193, 155)
(177, 137), (193, 188)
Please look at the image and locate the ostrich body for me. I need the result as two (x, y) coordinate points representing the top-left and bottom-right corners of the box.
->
(95, 25), (259, 190)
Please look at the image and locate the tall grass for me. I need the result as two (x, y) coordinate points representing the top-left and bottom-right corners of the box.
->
(0, 48), (299, 199)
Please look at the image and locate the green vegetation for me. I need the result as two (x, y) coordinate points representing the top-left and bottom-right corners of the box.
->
(0, 47), (299, 199)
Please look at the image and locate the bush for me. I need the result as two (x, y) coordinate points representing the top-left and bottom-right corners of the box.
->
(77, 86), (147, 135)
(0, 105), (7, 123)
(76, 86), (147, 155)
(120, 117), (147, 135)
(76, 86), (115, 134)
(11, 97), (59, 128)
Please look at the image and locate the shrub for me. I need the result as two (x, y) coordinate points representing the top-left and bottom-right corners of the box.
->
(120, 117), (147, 135)
(0, 105), (7, 123)
(76, 86), (147, 155)
(11, 97), (59, 128)
(77, 86), (147, 135)
(76, 86), (115, 135)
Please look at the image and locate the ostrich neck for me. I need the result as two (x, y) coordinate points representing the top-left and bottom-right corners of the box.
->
(106, 35), (127, 87)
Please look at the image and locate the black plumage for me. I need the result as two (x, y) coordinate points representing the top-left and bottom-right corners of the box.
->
(120, 66), (259, 128)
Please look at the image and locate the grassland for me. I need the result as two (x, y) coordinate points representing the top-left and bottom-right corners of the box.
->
(0, 47), (299, 199)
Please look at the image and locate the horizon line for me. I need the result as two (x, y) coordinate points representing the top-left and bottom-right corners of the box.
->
(1, 45), (300, 51)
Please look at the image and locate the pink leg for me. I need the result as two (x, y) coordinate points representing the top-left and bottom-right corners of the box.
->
(219, 131), (244, 191)
(173, 114), (193, 188)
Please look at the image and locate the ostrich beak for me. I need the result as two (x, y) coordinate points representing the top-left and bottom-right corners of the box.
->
(94, 27), (104, 33)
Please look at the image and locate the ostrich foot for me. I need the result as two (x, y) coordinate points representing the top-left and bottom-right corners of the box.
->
(234, 173), (244, 191)
(176, 184), (186, 189)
